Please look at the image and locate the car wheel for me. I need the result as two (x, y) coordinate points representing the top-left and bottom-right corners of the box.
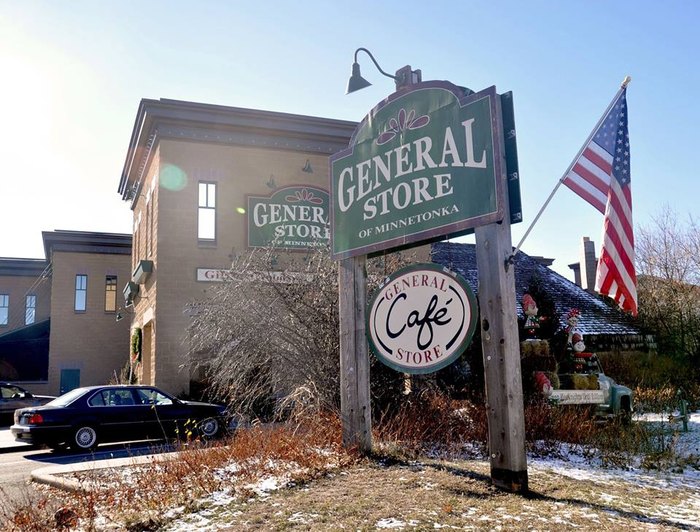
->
(72, 426), (99, 451)
(199, 417), (220, 439)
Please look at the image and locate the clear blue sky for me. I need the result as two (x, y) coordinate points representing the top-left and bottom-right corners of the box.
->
(1, 0), (697, 279)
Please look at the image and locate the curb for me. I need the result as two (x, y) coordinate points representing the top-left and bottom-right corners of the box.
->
(31, 450), (183, 492)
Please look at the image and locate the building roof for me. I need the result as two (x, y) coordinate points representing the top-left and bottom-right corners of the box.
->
(118, 98), (359, 204)
(42, 230), (132, 258)
(0, 258), (48, 277)
(430, 241), (640, 336)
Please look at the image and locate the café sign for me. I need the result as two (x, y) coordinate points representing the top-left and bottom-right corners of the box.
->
(330, 82), (506, 260)
(248, 185), (330, 250)
(367, 263), (478, 374)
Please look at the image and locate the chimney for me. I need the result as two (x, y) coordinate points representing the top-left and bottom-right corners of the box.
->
(568, 262), (582, 287)
(580, 237), (597, 292)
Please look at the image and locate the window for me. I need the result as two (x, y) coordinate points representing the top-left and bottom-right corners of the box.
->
(135, 388), (174, 405)
(198, 182), (216, 241)
(88, 388), (136, 407)
(75, 275), (88, 312)
(105, 276), (117, 312)
(25, 295), (36, 325)
(0, 294), (8, 326)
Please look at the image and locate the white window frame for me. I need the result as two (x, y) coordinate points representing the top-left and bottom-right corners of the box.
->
(75, 275), (88, 312)
(198, 181), (217, 241)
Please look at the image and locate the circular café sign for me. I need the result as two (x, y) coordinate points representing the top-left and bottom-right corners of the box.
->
(367, 263), (478, 374)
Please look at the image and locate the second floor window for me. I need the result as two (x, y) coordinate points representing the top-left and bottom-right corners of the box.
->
(198, 182), (216, 241)
(75, 275), (88, 312)
(105, 276), (117, 312)
(0, 294), (8, 326)
(25, 295), (36, 325)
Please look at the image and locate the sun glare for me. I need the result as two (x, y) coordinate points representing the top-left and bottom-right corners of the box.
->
(0, 54), (53, 151)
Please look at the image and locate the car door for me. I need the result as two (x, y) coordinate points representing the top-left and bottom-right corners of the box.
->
(132, 387), (171, 439)
(135, 388), (193, 439)
(87, 388), (148, 443)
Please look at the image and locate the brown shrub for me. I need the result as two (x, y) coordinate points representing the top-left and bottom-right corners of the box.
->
(373, 390), (488, 456)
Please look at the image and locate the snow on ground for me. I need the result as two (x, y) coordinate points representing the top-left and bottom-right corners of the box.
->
(124, 413), (700, 531)
(67, 412), (688, 532)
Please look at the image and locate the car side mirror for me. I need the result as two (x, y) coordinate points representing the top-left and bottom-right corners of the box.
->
(25, 392), (33, 398)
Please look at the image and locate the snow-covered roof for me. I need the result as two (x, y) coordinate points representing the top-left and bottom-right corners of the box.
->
(431, 241), (641, 336)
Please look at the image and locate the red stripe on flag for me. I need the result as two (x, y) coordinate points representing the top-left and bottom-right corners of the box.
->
(572, 159), (610, 196)
(607, 191), (634, 247)
(563, 178), (606, 214)
(602, 219), (636, 284)
(598, 251), (636, 314)
(583, 146), (612, 176)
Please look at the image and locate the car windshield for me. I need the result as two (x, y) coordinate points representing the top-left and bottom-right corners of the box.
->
(45, 387), (87, 407)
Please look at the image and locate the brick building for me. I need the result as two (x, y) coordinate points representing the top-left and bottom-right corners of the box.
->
(0, 231), (131, 395)
(117, 99), (357, 395)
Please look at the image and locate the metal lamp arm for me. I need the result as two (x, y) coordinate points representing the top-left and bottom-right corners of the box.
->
(354, 47), (396, 81)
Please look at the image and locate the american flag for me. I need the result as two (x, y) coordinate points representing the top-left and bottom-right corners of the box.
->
(563, 87), (637, 315)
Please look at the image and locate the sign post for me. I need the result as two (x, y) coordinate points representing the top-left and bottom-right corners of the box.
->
(475, 218), (528, 492)
(332, 68), (527, 492)
(339, 256), (372, 451)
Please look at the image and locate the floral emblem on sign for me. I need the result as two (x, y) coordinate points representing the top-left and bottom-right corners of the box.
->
(376, 108), (431, 146)
(285, 188), (324, 205)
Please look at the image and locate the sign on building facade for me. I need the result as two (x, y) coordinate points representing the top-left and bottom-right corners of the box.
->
(247, 185), (330, 250)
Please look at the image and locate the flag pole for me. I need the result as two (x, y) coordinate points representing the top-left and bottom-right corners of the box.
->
(508, 76), (631, 262)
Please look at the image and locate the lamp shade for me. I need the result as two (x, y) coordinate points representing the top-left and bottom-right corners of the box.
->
(346, 62), (372, 94)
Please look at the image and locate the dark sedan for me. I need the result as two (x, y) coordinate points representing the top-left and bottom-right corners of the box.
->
(11, 385), (229, 451)
(1, 382), (55, 417)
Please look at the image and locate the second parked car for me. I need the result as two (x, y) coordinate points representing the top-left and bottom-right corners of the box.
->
(11, 385), (230, 451)
(0, 382), (55, 417)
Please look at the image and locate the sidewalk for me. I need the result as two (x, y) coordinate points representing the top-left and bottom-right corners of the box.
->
(1, 427), (176, 491)
(31, 451), (181, 492)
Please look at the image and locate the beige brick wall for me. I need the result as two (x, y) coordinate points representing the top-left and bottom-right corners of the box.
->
(0, 274), (51, 333)
(126, 138), (432, 397)
(127, 140), (336, 395)
(47, 251), (132, 395)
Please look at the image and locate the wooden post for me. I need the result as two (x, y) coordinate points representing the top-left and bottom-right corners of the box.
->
(475, 219), (528, 493)
(338, 255), (372, 453)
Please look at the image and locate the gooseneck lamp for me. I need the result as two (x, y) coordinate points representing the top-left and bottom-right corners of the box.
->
(346, 48), (421, 94)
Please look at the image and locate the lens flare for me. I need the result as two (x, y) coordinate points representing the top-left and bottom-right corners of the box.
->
(160, 164), (188, 191)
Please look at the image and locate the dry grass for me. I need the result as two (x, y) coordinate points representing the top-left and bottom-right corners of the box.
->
(1, 391), (697, 530)
(167, 458), (700, 531)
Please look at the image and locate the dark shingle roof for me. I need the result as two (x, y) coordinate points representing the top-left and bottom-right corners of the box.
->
(430, 241), (640, 336)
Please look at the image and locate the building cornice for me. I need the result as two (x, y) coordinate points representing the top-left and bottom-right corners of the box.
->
(0, 258), (48, 277)
(42, 230), (132, 258)
(118, 98), (358, 204)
